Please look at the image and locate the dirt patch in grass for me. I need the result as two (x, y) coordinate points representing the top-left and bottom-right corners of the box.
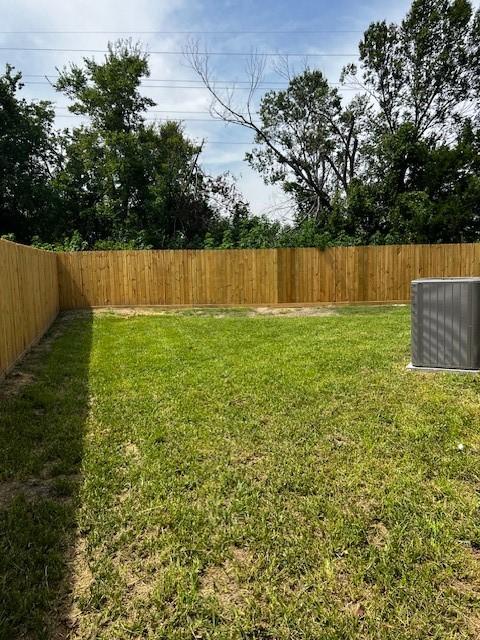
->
(200, 547), (254, 610)
(326, 432), (353, 448)
(0, 478), (50, 506)
(124, 442), (140, 459)
(0, 370), (37, 398)
(53, 536), (93, 639)
(344, 601), (366, 619)
(368, 522), (389, 549)
(91, 305), (338, 319)
(70, 537), (94, 599)
(450, 548), (480, 636)
(0, 474), (82, 508)
(94, 307), (173, 317)
(467, 616), (480, 636)
(250, 306), (337, 317)
(230, 450), (263, 466)
(109, 548), (160, 607)
(0, 312), (80, 398)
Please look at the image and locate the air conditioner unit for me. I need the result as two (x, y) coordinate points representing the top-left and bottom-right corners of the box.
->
(409, 277), (480, 372)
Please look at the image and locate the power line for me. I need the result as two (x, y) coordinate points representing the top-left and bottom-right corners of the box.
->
(20, 74), (311, 85)
(54, 107), (249, 115)
(53, 116), (255, 144)
(0, 29), (364, 35)
(0, 46), (357, 57)
(20, 81), (291, 89)
(20, 75), (361, 95)
(52, 111), (263, 127)
(22, 82), (278, 90)
(186, 141), (253, 144)
(21, 74), (351, 87)
(21, 81), (359, 91)
(54, 114), (261, 123)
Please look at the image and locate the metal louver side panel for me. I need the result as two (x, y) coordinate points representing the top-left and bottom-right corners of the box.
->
(411, 282), (420, 365)
(411, 279), (480, 370)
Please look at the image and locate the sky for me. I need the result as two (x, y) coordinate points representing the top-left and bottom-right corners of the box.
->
(1, 0), (418, 221)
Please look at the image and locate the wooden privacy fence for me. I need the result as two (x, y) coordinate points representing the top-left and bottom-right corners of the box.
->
(57, 243), (480, 309)
(0, 239), (59, 378)
(3, 240), (480, 377)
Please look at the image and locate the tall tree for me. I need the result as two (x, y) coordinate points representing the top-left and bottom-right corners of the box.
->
(339, 0), (480, 242)
(54, 41), (218, 248)
(55, 40), (155, 133)
(187, 45), (370, 222)
(344, 0), (479, 142)
(246, 71), (370, 221)
(0, 65), (59, 242)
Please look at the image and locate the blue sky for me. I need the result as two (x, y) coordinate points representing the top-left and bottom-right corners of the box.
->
(0, 0), (434, 219)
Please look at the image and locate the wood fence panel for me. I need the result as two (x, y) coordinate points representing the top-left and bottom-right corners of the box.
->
(5, 239), (480, 379)
(56, 243), (480, 310)
(0, 239), (59, 378)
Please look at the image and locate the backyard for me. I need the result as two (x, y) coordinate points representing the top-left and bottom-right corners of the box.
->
(1, 306), (480, 639)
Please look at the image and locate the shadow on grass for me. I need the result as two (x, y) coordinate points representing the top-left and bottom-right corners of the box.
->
(0, 311), (93, 639)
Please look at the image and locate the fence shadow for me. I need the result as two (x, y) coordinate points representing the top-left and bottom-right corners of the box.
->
(0, 310), (93, 639)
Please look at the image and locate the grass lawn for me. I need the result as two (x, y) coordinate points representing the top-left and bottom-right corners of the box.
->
(1, 306), (480, 639)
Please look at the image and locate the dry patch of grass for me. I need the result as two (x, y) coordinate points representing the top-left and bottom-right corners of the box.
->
(0, 370), (37, 398)
(200, 547), (254, 612)
(124, 442), (140, 459)
(0, 474), (81, 508)
(91, 305), (339, 319)
(250, 306), (337, 317)
(367, 522), (390, 549)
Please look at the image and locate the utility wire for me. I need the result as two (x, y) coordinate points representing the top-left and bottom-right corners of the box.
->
(53, 107), (254, 114)
(21, 74), (345, 85)
(22, 81), (358, 91)
(22, 81), (290, 89)
(20, 75), (359, 92)
(0, 29), (364, 35)
(0, 46), (357, 57)
(54, 114), (262, 123)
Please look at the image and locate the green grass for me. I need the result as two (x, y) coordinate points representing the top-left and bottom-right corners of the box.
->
(1, 307), (480, 639)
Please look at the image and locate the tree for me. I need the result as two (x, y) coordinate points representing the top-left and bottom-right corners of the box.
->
(187, 0), (480, 245)
(246, 72), (370, 222)
(344, 0), (479, 142)
(55, 40), (155, 133)
(186, 45), (370, 223)
(0, 65), (59, 242)
(340, 0), (480, 243)
(54, 41), (220, 248)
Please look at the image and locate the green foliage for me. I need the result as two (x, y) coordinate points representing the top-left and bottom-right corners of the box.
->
(0, 65), (59, 244)
(31, 231), (89, 252)
(55, 40), (155, 133)
(244, 0), (480, 246)
(354, 0), (477, 138)
(246, 69), (369, 222)
(1, 1), (480, 249)
(340, 0), (480, 243)
(53, 43), (219, 249)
